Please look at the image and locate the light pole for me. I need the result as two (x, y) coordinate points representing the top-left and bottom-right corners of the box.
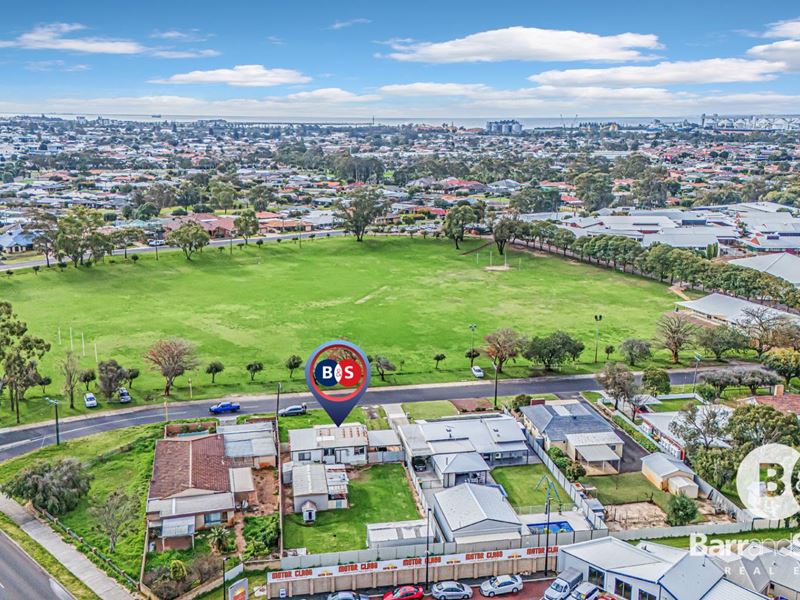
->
(222, 555), (230, 600)
(493, 359), (499, 409)
(47, 398), (59, 445)
(691, 353), (702, 394)
(425, 507), (432, 591)
(543, 494), (552, 577)
(593, 314), (603, 363)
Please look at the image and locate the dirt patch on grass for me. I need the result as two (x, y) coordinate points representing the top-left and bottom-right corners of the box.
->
(355, 285), (389, 304)
(604, 502), (668, 531)
(452, 397), (497, 412)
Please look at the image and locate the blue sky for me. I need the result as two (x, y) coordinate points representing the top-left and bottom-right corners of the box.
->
(1, 0), (799, 118)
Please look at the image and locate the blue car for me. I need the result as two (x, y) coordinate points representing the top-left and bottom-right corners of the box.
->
(209, 401), (240, 414)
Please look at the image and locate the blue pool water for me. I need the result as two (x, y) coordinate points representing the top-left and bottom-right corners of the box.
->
(528, 521), (574, 534)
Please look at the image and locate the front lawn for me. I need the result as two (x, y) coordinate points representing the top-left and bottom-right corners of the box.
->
(646, 398), (701, 413)
(401, 400), (458, 421)
(282, 463), (418, 553)
(492, 464), (569, 509)
(277, 408), (366, 442)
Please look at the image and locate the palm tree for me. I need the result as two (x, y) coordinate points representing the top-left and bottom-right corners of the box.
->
(207, 526), (230, 554)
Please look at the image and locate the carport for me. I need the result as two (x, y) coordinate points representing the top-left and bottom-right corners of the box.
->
(574, 444), (621, 475)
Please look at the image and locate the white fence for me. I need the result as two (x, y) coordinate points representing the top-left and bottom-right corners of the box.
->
(611, 521), (753, 541)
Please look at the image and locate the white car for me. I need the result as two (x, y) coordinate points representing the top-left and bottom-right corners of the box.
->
(84, 392), (98, 408)
(480, 575), (523, 597)
(569, 583), (600, 600)
(147, 239), (166, 247)
(471, 365), (485, 378)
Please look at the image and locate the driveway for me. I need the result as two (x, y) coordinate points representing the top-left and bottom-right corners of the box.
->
(578, 398), (648, 473)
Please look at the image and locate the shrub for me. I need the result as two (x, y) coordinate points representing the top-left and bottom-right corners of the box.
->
(565, 461), (587, 482)
(547, 447), (570, 471)
(666, 494), (698, 526)
(2, 458), (91, 515)
(242, 514), (280, 560)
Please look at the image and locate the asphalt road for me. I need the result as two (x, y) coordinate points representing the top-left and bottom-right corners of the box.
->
(0, 229), (346, 272)
(0, 370), (707, 462)
(0, 532), (73, 600)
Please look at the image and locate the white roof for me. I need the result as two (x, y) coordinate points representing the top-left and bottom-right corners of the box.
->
(700, 578), (768, 600)
(574, 444), (620, 463)
(641, 452), (694, 478)
(678, 293), (800, 326)
(566, 431), (624, 448)
(432, 452), (490, 474)
(729, 253), (800, 286)
(435, 483), (521, 531)
(229, 467), (255, 493)
(401, 414), (527, 456)
(293, 463), (328, 496)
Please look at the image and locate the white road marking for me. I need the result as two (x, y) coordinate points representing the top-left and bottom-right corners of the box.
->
(0, 438), (32, 451)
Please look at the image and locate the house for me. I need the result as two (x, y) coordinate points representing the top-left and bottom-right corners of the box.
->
(398, 414), (529, 471)
(431, 452), (491, 488)
(641, 453), (699, 498)
(291, 463), (349, 520)
(0, 225), (35, 254)
(519, 401), (623, 473)
(289, 423), (369, 465)
(557, 537), (767, 600)
(218, 421), (277, 468)
(640, 407), (731, 459)
(145, 435), (239, 551)
(433, 483), (526, 543)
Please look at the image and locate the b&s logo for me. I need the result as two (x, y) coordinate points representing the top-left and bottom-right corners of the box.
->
(736, 443), (800, 520)
(305, 340), (371, 426)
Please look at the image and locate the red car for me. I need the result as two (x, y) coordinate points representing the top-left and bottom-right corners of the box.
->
(383, 586), (424, 600)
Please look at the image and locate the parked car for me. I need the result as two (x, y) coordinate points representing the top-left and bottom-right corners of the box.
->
(278, 403), (307, 417)
(471, 365), (485, 378)
(432, 581), (473, 600)
(84, 392), (97, 408)
(209, 401), (240, 414)
(383, 586), (424, 600)
(544, 568), (583, 600)
(147, 239), (166, 247)
(479, 575), (523, 597)
(118, 387), (131, 403)
(569, 583), (600, 600)
(327, 592), (369, 600)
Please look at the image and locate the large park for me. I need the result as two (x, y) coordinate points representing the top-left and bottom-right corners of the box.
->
(0, 236), (684, 426)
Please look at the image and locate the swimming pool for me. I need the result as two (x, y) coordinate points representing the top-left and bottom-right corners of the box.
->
(528, 520), (574, 534)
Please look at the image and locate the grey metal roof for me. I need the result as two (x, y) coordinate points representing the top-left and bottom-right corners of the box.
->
(434, 483), (521, 531)
(432, 452), (490, 474)
(146, 492), (235, 519)
(520, 401), (613, 443)
(405, 414), (527, 456)
(678, 293), (800, 326)
(289, 423), (369, 452)
(367, 429), (400, 447)
(659, 554), (723, 600)
(700, 578), (768, 600)
(729, 252), (800, 286)
(641, 452), (694, 478)
(292, 463), (328, 496)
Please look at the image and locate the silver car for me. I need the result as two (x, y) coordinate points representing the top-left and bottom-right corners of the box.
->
(432, 581), (473, 600)
(327, 592), (369, 600)
(479, 575), (523, 597)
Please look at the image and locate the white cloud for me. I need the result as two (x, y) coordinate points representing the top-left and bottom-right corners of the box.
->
(329, 18), (371, 30)
(762, 18), (800, 39)
(748, 39), (800, 70)
(150, 29), (211, 42)
(3, 23), (145, 54)
(266, 36), (285, 45)
(530, 58), (786, 86)
(25, 60), (90, 72)
(383, 26), (662, 63)
(379, 82), (493, 96)
(150, 64), (312, 87)
(150, 49), (221, 59)
(284, 88), (380, 102)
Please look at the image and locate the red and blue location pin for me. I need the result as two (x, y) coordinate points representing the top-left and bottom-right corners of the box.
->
(305, 340), (371, 426)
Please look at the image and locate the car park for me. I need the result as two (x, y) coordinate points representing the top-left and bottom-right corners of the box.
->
(209, 401), (240, 414)
(327, 592), (369, 600)
(383, 585), (424, 600)
(569, 583), (600, 600)
(278, 403), (307, 417)
(471, 365), (485, 378)
(432, 580), (473, 600)
(479, 575), (523, 597)
(84, 392), (98, 408)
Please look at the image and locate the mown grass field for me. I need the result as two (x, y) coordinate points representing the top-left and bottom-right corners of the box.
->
(492, 464), (569, 509)
(0, 236), (681, 427)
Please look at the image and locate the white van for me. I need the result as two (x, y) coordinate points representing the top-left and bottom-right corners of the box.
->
(544, 568), (583, 600)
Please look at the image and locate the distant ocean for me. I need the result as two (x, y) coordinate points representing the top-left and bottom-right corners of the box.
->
(0, 112), (699, 128)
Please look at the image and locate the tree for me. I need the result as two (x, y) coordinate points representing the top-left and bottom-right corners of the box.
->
(695, 325), (749, 361)
(235, 209), (259, 244)
(442, 205), (475, 250)
(565, 461), (587, 482)
(604, 345), (615, 361)
(27, 210), (58, 268)
(79, 369), (96, 391)
(597, 362), (638, 412)
(669, 404), (726, 453)
(205, 361), (224, 383)
(53, 206), (104, 267)
(737, 367), (781, 395)
(97, 359), (125, 400)
(124, 367), (140, 388)
(60, 351), (79, 409)
(740, 307), (786, 358)
(169, 559), (188, 582)
(484, 328), (524, 373)
(523, 331), (584, 371)
(246, 361), (264, 381)
(619, 338), (652, 366)
(371, 355), (396, 381)
(574, 172), (613, 211)
(465, 348), (480, 367)
(88, 490), (137, 553)
(763, 348), (800, 385)
(492, 217), (517, 255)
(690, 447), (737, 489)
(207, 526), (231, 554)
(433, 353), (446, 369)
(166, 222), (210, 260)
(666, 494), (698, 526)
(335, 188), (387, 242)
(144, 338), (199, 397)
(657, 314), (696, 364)
(641, 367), (671, 395)
(699, 369), (738, 399)
(727, 404), (800, 455)
(1, 458), (91, 515)
(285, 355), (302, 379)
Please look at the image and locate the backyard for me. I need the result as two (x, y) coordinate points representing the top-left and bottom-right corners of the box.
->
(492, 464), (570, 509)
(1, 236), (681, 427)
(282, 463), (419, 553)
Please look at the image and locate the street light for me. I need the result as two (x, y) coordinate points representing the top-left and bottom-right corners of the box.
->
(47, 397), (60, 446)
(222, 555), (230, 600)
(691, 353), (702, 394)
(425, 507), (432, 591)
(593, 314), (603, 363)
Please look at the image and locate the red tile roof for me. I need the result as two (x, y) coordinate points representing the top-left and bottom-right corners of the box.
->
(148, 435), (230, 499)
(752, 394), (800, 415)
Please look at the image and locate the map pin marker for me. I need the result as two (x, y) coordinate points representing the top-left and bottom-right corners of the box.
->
(305, 340), (371, 427)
